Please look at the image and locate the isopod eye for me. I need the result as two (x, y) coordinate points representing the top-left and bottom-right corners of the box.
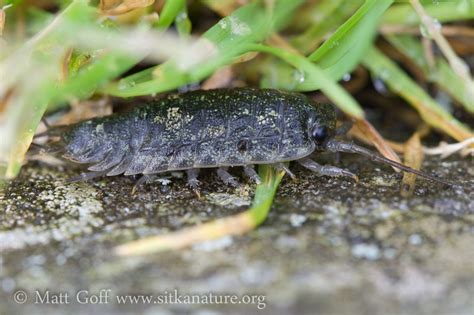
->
(312, 126), (328, 144)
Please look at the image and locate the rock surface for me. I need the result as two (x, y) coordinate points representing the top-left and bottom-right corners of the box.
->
(1, 154), (473, 315)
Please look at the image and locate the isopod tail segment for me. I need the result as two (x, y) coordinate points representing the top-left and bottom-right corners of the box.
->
(324, 139), (457, 187)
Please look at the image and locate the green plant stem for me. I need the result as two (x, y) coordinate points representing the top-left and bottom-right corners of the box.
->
(362, 46), (473, 142)
(250, 43), (364, 118)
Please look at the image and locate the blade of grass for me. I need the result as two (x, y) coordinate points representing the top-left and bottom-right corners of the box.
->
(290, 0), (363, 54)
(354, 118), (401, 165)
(424, 137), (474, 158)
(99, 0), (154, 16)
(382, 0), (474, 26)
(202, 0), (241, 16)
(409, 0), (474, 110)
(0, 1), (148, 178)
(362, 46), (473, 142)
(174, 4), (191, 37)
(114, 165), (284, 256)
(0, 0), (96, 177)
(348, 126), (405, 154)
(154, 0), (186, 29)
(251, 43), (364, 118)
(307, 0), (393, 81)
(386, 34), (474, 113)
(401, 131), (423, 197)
(261, 0), (393, 91)
(104, 0), (304, 97)
(0, 4), (11, 36)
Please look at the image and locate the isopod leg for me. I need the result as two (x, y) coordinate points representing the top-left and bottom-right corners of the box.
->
(273, 163), (296, 180)
(67, 170), (109, 183)
(298, 157), (359, 182)
(186, 169), (201, 198)
(216, 167), (240, 187)
(243, 165), (261, 184)
(186, 169), (200, 189)
(131, 175), (156, 195)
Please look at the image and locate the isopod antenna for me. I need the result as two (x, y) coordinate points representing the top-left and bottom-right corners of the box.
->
(325, 140), (457, 187)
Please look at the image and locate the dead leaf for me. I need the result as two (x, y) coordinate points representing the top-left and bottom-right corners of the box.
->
(0, 9), (5, 36)
(354, 118), (402, 168)
(348, 124), (405, 154)
(424, 137), (474, 158)
(202, 0), (245, 17)
(0, 4), (12, 36)
(100, 0), (155, 16)
(233, 51), (258, 63)
(401, 132), (423, 197)
(202, 66), (234, 90)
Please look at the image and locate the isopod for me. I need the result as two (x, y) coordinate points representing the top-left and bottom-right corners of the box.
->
(41, 88), (452, 191)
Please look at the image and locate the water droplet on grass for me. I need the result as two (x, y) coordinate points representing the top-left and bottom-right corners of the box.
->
(218, 19), (227, 29)
(229, 16), (251, 36)
(176, 12), (188, 22)
(420, 24), (431, 38)
(372, 77), (389, 95)
(292, 70), (306, 85)
(330, 41), (339, 48)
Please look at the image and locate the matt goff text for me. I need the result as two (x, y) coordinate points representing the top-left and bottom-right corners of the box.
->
(12, 289), (267, 309)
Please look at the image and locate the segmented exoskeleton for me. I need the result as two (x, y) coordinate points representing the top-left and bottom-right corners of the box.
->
(43, 88), (452, 191)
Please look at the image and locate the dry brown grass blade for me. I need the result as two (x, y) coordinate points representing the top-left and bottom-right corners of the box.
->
(412, 99), (473, 144)
(100, 0), (155, 16)
(61, 48), (74, 81)
(114, 206), (255, 256)
(201, 66), (234, 90)
(401, 131), (423, 197)
(0, 7), (5, 36)
(349, 126), (405, 154)
(354, 118), (402, 167)
(424, 137), (474, 159)
(0, 89), (13, 114)
(114, 165), (283, 256)
(202, 0), (243, 17)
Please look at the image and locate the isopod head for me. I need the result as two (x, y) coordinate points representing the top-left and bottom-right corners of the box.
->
(307, 103), (337, 151)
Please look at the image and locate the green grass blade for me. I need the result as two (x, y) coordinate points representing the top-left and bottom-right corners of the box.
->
(382, 0), (474, 25)
(291, 0), (363, 54)
(307, 0), (393, 81)
(386, 34), (474, 113)
(155, 0), (186, 29)
(249, 165), (284, 225)
(104, 0), (304, 97)
(0, 0), (144, 178)
(362, 46), (473, 142)
(261, 0), (393, 91)
(252, 44), (364, 118)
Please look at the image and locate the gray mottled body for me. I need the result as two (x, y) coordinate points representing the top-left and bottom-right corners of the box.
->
(55, 87), (449, 191)
(62, 88), (336, 176)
